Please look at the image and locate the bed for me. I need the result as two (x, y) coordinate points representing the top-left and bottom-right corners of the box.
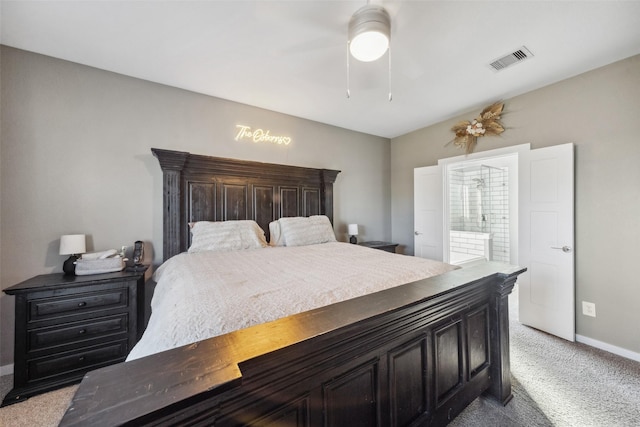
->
(60, 149), (525, 426)
(126, 237), (459, 362)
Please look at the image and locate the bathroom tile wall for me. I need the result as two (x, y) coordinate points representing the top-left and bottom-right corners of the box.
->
(487, 168), (510, 262)
(449, 166), (510, 262)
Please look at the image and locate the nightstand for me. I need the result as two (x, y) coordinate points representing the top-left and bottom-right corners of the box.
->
(1, 270), (145, 406)
(358, 241), (399, 253)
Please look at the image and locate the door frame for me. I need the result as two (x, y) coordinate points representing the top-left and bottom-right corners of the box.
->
(421, 142), (575, 341)
(438, 144), (530, 264)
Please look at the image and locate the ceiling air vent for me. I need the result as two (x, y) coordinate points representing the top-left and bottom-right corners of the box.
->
(489, 46), (533, 71)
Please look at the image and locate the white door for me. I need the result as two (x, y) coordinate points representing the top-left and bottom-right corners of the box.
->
(414, 166), (444, 261)
(518, 143), (575, 341)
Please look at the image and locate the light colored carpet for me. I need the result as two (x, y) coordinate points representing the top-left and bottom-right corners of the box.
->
(451, 290), (640, 427)
(1, 290), (639, 426)
(0, 380), (77, 427)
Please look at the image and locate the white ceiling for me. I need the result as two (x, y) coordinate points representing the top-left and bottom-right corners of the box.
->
(2, 1), (640, 138)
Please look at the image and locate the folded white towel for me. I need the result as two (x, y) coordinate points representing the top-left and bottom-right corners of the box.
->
(82, 249), (118, 260)
(75, 255), (124, 275)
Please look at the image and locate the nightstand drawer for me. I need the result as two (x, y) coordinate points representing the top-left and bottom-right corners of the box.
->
(29, 288), (128, 322)
(28, 314), (129, 352)
(3, 271), (145, 406)
(27, 340), (128, 382)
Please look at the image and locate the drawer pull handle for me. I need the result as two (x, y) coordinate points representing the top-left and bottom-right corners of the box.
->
(78, 329), (86, 335)
(77, 302), (86, 307)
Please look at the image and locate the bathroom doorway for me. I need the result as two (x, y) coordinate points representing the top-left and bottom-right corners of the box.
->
(413, 144), (525, 265)
(414, 142), (576, 341)
(444, 154), (518, 266)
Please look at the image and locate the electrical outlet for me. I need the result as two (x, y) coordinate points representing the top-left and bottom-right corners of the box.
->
(582, 301), (596, 317)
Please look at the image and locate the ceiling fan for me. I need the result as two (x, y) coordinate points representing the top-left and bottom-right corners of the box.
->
(348, 3), (391, 62)
(347, 1), (392, 100)
(264, 1), (397, 101)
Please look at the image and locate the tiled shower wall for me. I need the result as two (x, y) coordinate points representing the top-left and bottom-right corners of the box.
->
(449, 166), (510, 262)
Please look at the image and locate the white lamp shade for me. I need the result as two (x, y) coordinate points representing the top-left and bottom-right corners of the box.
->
(348, 224), (359, 236)
(59, 234), (86, 255)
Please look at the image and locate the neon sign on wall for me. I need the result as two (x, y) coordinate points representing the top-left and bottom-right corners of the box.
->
(234, 125), (292, 146)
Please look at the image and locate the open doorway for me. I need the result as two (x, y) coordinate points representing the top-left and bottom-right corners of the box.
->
(413, 144), (527, 264)
(443, 154), (519, 267)
(414, 143), (576, 341)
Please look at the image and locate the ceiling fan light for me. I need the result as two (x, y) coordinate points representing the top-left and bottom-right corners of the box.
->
(350, 29), (389, 62)
(348, 5), (390, 62)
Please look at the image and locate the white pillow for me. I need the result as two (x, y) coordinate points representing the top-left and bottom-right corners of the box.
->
(268, 220), (286, 247)
(188, 220), (268, 253)
(278, 215), (337, 247)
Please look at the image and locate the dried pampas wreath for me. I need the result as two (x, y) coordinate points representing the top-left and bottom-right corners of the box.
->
(450, 102), (505, 154)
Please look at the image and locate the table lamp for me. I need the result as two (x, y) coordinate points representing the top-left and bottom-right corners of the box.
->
(59, 234), (86, 275)
(348, 224), (359, 244)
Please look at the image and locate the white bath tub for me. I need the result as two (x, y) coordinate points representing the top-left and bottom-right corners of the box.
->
(449, 251), (486, 266)
(449, 230), (493, 265)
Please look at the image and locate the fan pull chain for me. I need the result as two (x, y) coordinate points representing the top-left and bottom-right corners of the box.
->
(346, 42), (351, 99)
(388, 45), (392, 102)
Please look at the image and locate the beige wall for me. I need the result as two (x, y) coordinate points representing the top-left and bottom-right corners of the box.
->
(2, 45), (638, 368)
(0, 46), (391, 367)
(391, 54), (640, 355)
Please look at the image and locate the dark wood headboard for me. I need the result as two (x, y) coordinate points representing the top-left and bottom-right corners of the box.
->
(152, 148), (341, 261)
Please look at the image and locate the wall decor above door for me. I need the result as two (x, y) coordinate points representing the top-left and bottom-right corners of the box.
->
(449, 102), (505, 154)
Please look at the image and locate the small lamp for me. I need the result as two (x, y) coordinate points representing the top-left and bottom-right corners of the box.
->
(348, 224), (359, 244)
(59, 234), (86, 275)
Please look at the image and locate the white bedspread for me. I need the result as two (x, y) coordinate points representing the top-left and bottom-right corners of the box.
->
(127, 242), (458, 361)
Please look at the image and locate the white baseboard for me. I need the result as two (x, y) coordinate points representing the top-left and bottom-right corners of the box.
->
(576, 334), (640, 362)
(0, 363), (14, 376)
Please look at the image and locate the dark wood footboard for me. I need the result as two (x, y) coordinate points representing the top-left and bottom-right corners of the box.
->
(60, 262), (525, 426)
